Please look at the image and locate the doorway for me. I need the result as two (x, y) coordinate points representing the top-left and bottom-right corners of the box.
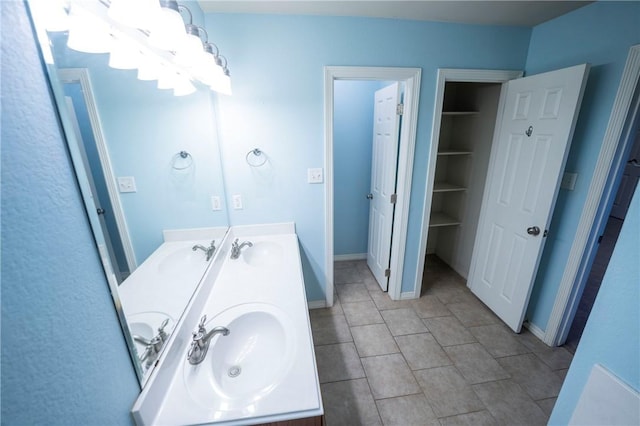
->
(324, 67), (422, 307)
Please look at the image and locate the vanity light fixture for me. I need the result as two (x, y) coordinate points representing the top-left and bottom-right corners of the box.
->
(36, 0), (232, 96)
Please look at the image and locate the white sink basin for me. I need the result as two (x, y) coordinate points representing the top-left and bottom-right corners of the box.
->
(157, 245), (209, 276)
(183, 303), (296, 410)
(241, 241), (283, 268)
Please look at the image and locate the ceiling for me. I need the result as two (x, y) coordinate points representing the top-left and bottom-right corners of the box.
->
(197, 1), (593, 27)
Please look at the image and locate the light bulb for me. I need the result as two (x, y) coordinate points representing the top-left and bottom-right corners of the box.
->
(175, 26), (203, 67)
(173, 74), (196, 96)
(157, 65), (178, 90)
(137, 52), (161, 81)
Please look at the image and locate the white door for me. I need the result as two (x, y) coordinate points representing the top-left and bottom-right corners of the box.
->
(468, 64), (589, 332)
(367, 83), (402, 291)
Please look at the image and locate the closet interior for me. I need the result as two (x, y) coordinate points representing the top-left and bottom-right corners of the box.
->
(424, 81), (504, 284)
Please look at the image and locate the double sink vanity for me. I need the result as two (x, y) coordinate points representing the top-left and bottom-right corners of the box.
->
(129, 223), (323, 425)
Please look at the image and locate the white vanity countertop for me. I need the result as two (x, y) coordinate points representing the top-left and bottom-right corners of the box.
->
(132, 223), (323, 426)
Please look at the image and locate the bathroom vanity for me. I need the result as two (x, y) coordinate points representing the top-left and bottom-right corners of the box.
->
(132, 223), (323, 425)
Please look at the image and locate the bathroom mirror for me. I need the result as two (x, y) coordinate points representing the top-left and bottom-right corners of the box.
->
(27, 1), (230, 386)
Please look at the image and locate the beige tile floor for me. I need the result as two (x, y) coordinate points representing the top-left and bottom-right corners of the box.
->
(310, 256), (572, 426)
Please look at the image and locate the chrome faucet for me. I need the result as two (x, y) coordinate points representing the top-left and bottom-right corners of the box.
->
(230, 238), (253, 259)
(135, 318), (170, 369)
(192, 239), (216, 261)
(187, 315), (230, 365)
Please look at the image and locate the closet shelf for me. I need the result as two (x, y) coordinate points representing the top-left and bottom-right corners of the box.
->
(433, 182), (466, 192)
(442, 111), (479, 116)
(429, 212), (461, 227)
(437, 150), (472, 156)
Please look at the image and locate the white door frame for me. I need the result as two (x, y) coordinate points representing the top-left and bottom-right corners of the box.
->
(57, 68), (138, 272)
(414, 68), (523, 299)
(545, 44), (640, 346)
(324, 66), (421, 306)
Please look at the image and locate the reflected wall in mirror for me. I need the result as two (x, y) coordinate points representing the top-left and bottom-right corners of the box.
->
(28, 0), (230, 386)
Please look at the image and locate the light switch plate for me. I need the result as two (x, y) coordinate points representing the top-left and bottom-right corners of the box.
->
(308, 168), (323, 184)
(561, 172), (578, 190)
(232, 194), (243, 210)
(211, 196), (221, 211)
(117, 176), (137, 193)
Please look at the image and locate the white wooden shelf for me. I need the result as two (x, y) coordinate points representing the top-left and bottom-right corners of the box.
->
(433, 182), (466, 192)
(429, 212), (461, 227)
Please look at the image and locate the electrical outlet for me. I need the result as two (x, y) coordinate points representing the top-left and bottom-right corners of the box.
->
(211, 196), (221, 211)
(561, 172), (578, 190)
(307, 168), (323, 184)
(232, 194), (243, 210)
(117, 176), (137, 193)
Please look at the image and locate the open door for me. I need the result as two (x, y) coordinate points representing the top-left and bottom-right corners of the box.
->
(367, 82), (401, 291)
(468, 64), (590, 332)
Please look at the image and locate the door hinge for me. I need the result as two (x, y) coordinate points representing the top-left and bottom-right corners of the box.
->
(384, 268), (391, 277)
(396, 103), (404, 115)
(390, 193), (397, 204)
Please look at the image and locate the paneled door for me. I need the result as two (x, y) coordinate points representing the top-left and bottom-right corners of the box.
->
(367, 82), (401, 291)
(468, 64), (589, 332)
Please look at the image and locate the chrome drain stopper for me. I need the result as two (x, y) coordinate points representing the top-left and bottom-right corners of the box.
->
(228, 366), (241, 378)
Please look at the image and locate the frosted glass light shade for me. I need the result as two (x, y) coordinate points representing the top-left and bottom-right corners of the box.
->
(148, 5), (186, 52)
(175, 30), (203, 67)
(173, 74), (196, 97)
(37, 0), (69, 32)
(137, 54), (161, 81)
(157, 66), (178, 90)
(108, 0), (161, 31)
(109, 37), (140, 70)
(67, 7), (112, 53)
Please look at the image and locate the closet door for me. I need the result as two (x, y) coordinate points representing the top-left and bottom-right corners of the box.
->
(468, 64), (589, 333)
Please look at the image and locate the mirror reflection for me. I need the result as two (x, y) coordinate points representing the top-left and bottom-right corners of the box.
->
(29, 1), (230, 385)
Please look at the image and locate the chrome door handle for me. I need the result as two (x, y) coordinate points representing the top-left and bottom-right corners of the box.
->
(96, 208), (105, 215)
(366, 193), (373, 199)
(527, 226), (540, 236)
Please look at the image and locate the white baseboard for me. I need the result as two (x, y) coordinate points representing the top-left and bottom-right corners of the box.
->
(334, 253), (367, 261)
(400, 291), (417, 300)
(523, 321), (547, 345)
(307, 300), (327, 310)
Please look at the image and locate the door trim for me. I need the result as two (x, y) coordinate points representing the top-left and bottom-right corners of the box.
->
(57, 68), (138, 272)
(546, 44), (640, 346)
(324, 66), (421, 306)
(414, 68), (522, 299)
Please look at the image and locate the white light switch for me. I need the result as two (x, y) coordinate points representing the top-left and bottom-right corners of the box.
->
(117, 176), (137, 193)
(211, 196), (221, 211)
(308, 168), (323, 184)
(232, 194), (243, 210)
(561, 172), (578, 190)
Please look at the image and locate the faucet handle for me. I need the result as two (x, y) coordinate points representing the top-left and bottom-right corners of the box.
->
(197, 314), (207, 332)
(158, 318), (170, 333)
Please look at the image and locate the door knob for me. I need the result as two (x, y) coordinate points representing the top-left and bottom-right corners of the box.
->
(366, 193), (373, 199)
(97, 208), (105, 215)
(527, 226), (540, 236)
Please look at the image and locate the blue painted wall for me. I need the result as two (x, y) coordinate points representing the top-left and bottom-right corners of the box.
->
(1, 2), (139, 424)
(524, 1), (640, 331)
(203, 13), (531, 300)
(333, 80), (379, 256)
(549, 185), (640, 424)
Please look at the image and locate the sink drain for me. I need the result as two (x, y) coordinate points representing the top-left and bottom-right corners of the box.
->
(228, 366), (241, 378)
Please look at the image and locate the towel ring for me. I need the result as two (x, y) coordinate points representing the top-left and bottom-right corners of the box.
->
(172, 151), (194, 170)
(246, 148), (267, 167)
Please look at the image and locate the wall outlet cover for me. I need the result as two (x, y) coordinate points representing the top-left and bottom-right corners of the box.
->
(308, 168), (323, 184)
(117, 176), (137, 193)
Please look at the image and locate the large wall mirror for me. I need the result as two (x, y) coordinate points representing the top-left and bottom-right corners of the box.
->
(28, 0), (230, 386)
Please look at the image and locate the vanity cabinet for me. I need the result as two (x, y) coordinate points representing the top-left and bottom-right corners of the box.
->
(426, 82), (502, 277)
